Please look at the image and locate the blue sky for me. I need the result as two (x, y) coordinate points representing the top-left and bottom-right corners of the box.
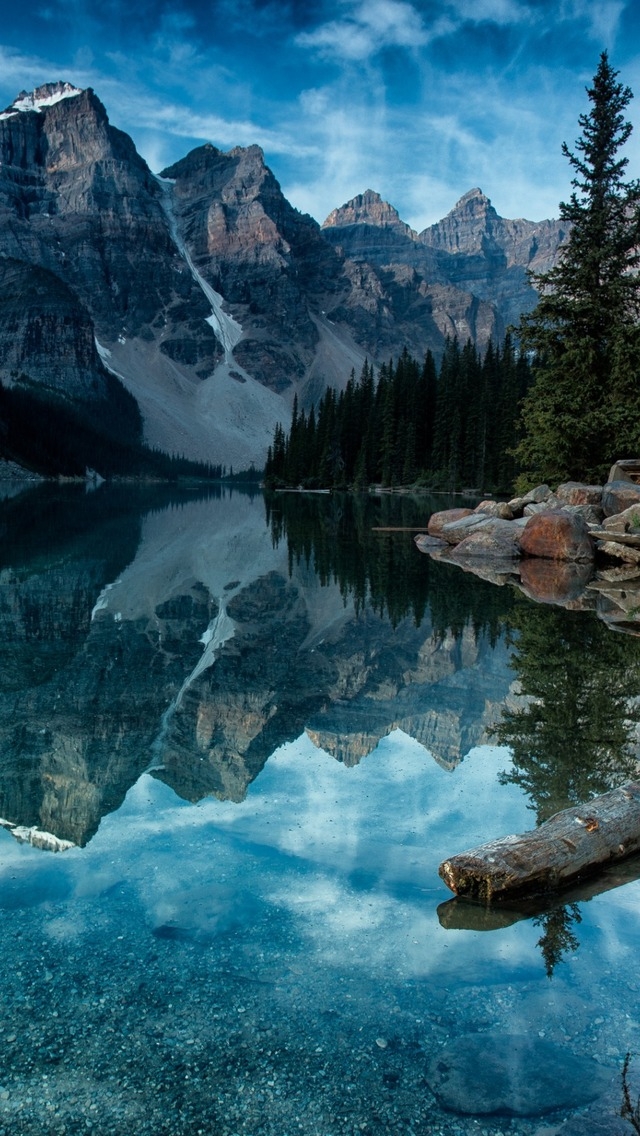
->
(1, 0), (639, 229)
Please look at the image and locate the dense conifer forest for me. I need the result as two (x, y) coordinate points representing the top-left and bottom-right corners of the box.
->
(264, 335), (532, 493)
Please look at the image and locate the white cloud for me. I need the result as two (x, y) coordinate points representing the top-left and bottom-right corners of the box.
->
(450, 0), (533, 25)
(558, 0), (626, 44)
(296, 0), (440, 61)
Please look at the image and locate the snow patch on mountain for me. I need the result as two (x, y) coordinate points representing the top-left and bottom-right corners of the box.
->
(1, 82), (82, 119)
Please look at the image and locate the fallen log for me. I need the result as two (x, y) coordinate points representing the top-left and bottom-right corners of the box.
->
(439, 780), (640, 902)
(437, 850), (640, 931)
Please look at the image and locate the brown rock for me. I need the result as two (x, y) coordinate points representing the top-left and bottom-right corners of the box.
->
(518, 510), (595, 561)
(555, 481), (603, 506)
(519, 558), (593, 605)
(427, 508), (473, 537)
(602, 480), (640, 517)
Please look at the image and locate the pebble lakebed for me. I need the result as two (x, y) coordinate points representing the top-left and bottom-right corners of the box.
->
(0, 888), (633, 1136)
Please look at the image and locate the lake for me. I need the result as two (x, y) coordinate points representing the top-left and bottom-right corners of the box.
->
(1, 483), (639, 1136)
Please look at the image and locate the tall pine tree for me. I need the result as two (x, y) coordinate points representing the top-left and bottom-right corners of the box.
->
(515, 53), (640, 487)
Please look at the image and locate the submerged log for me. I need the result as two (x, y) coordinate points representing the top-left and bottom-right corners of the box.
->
(439, 780), (640, 902)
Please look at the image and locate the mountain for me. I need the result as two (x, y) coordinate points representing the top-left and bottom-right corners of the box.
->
(322, 187), (566, 334)
(0, 82), (565, 474)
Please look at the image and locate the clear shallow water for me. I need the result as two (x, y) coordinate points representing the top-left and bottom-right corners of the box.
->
(1, 485), (640, 1135)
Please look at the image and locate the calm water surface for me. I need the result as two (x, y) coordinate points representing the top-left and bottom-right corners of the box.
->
(1, 484), (640, 1136)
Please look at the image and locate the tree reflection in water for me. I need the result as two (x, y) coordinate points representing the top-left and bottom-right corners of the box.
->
(265, 490), (513, 639)
(495, 600), (640, 823)
(494, 599), (640, 973)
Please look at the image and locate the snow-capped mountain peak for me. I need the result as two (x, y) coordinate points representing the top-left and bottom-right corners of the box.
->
(0, 81), (82, 120)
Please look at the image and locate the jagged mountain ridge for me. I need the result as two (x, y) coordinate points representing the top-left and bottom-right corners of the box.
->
(322, 187), (566, 331)
(0, 82), (565, 472)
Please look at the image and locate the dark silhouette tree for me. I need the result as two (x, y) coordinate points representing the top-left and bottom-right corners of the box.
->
(515, 52), (640, 486)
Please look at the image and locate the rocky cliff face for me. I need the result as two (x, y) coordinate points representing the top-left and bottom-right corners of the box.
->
(0, 82), (564, 470)
(322, 186), (566, 338)
(0, 258), (110, 402)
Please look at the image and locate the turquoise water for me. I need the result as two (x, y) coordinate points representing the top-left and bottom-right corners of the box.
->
(0, 485), (639, 1136)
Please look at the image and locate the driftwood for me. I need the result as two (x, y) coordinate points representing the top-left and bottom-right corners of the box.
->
(437, 851), (640, 931)
(439, 780), (640, 902)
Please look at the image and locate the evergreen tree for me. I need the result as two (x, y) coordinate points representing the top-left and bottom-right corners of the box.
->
(515, 52), (640, 486)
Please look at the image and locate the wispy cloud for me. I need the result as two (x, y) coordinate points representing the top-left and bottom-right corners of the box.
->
(558, 0), (626, 44)
(296, 0), (440, 61)
(450, 0), (534, 25)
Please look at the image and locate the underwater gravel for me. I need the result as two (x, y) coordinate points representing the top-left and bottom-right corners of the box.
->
(0, 901), (632, 1136)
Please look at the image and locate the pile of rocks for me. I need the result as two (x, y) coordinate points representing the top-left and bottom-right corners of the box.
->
(415, 461), (640, 633)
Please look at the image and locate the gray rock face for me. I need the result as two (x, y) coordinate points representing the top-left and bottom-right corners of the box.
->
(0, 258), (110, 403)
(161, 143), (343, 392)
(425, 1034), (611, 1116)
(0, 84), (208, 341)
(323, 187), (566, 342)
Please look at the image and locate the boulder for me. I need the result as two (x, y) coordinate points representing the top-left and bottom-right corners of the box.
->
(523, 495), (560, 516)
(414, 533), (446, 553)
(518, 509), (595, 561)
(555, 481), (603, 506)
(426, 507), (473, 537)
(439, 513), (493, 544)
(560, 502), (604, 525)
(449, 518), (523, 560)
(425, 1034), (611, 1117)
(608, 459), (640, 484)
(473, 500), (514, 519)
(602, 503), (640, 533)
(508, 483), (551, 510)
(602, 479), (640, 517)
(518, 558), (593, 605)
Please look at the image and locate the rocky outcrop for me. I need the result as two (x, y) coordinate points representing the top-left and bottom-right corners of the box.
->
(0, 83), (204, 340)
(416, 469), (640, 633)
(0, 258), (111, 402)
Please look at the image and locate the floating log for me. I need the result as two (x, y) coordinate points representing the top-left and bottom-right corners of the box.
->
(437, 851), (640, 931)
(439, 780), (640, 902)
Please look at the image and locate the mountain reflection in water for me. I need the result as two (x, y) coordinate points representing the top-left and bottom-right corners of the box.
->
(0, 487), (517, 845)
(2, 486), (640, 1134)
